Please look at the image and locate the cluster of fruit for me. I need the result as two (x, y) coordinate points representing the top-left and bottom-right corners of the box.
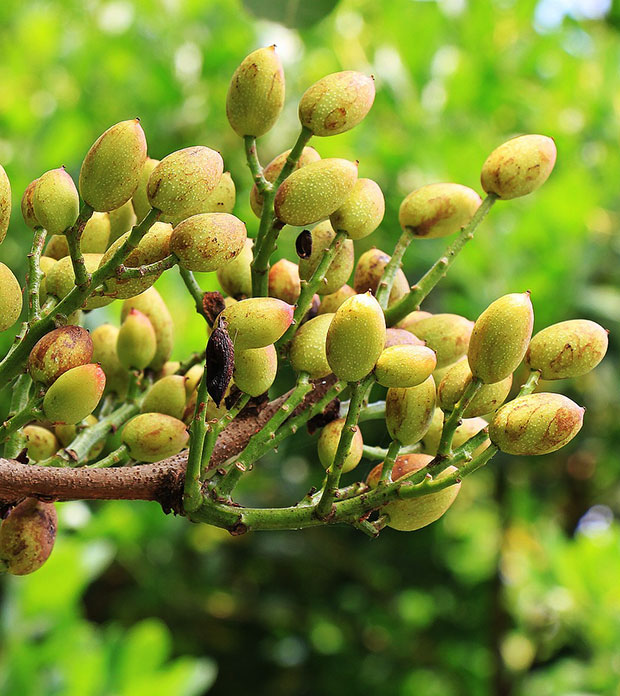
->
(0, 46), (609, 575)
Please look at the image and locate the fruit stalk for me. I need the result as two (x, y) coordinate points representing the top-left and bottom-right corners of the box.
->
(379, 440), (402, 483)
(362, 442), (420, 460)
(26, 227), (47, 322)
(87, 444), (130, 469)
(65, 202), (95, 290)
(200, 391), (251, 478)
(375, 228), (414, 309)
(243, 136), (270, 193)
(437, 377), (483, 457)
(119, 253), (178, 279)
(183, 367), (209, 512)
(178, 268), (211, 324)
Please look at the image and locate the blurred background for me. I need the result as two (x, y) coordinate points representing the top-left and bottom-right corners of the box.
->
(1, 0), (620, 693)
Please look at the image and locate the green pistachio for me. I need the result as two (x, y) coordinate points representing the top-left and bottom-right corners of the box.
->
(411, 313), (474, 369)
(218, 297), (294, 350)
(46, 212), (111, 259)
(33, 167), (79, 235)
(184, 364), (204, 397)
(38, 255), (57, 302)
(422, 409), (489, 456)
(23, 425), (59, 462)
(21, 178), (39, 230)
(234, 344), (277, 397)
(374, 345), (437, 388)
(217, 238), (253, 298)
(141, 375), (187, 420)
(28, 326), (93, 385)
(0, 498), (57, 576)
(317, 418), (363, 474)
(108, 199), (137, 243)
(290, 313), (334, 379)
(0, 164), (11, 243)
(116, 308), (157, 370)
(91, 324), (129, 397)
(132, 157), (159, 222)
(0, 262), (23, 332)
(317, 285), (356, 315)
(298, 221), (354, 295)
(330, 178), (385, 240)
(46, 253), (113, 309)
(121, 413), (189, 463)
(385, 376), (436, 446)
(161, 361), (181, 377)
(353, 248), (409, 306)
(203, 171), (236, 214)
(437, 358), (512, 417)
(121, 287), (174, 371)
(43, 363), (106, 425)
(395, 310), (432, 333)
(268, 258), (301, 304)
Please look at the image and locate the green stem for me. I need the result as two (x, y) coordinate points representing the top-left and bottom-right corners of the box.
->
(118, 254), (178, 279)
(0, 397), (43, 444)
(518, 369), (541, 396)
(244, 136), (271, 194)
(437, 378), (483, 457)
(179, 267), (210, 324)
(375, 228), (415, 310)
(200, 392), (251, 479)
(183, 368), (209, 512)
(379, 440), (402, 483)
(357, 400), (385, 423)
(26, 227), (47, 322)
(3, 375), (34, 458)
(363, 442), (420, 461)
(66, 202), (94, 290)
(88, 444), (130, 469)
(273, 126), (313, 187)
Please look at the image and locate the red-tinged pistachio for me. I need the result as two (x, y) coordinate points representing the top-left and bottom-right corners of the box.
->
(121, 412), (189, 463)
(147, 146), (224, 225)
(0, 164), (10, 243)
(234, 344), (277, 397)
(218, 297), (294, 350)
(374, 345), (437, 388)
(396, 310), (432, 333)
(385, 376), (436, 446)
(141, 374), (187, 419)
(468, 292), (534, 383)
(184, 364), (204, 397)
(203, 171), (236, 214)
(298, 221), (354, 295)
(353, 248), (409, 307)
(108, 199), (137, 243)
(55, 415), (103, 460)
(526, 319), (608, 380)
(122, 287), (174, 370)
(116, 309), (157, 370)
(274, 158), (358, 227)
(290, 313), (333, 379)
(217, 238), (253, 298)
(33, 168), (79, 235)
(317, 418), (363, 473)
(481, 134), (557, 200)
(422, 409), (489, 456)
(413, 314), (474, 369)
(170, 213), (247, 273)
(317, 285), (356, 315)
(437, 358), (512, 417)
(384, 328), (425, 348)
(28, 326), (93, 385)
(21, 178), (39, 229)
(23, 425), (59, 462)
(39, 255), (57, 302)
(489, 392), (584, 456)
(326, 293), (386, 382)
(269, 258), (301, 304)
(330, 178), (385, 240)
(92, 324), (129, 397)
(46, 253), (113, 309)
(79, 119), (148, 211)
(132, 157), (159, 222)
(299, 71), (375, 137)
(43, 363), (106, 425)
(226, 46), (285, 138)
(0, 262), (23, 332)
(0, 498), (57, 576)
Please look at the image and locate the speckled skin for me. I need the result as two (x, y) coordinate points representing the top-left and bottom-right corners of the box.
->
(413, 314), (474, 369)
(23, 425), (59, 461)
(268, 258), (301, 304)
(318, 418), (363, 474)
(233, 344), (278, 397)
(21, 178), (39, 229)
(171, 213), (247, 273)
(0, 262), (23, 332)
(298, 71), (375, 137)
(79, 119), (147, 212)
(92, 324), (129, 397)
(437, 358), (512, 417)
(203, 172), (236, 214)
(526, 319), (608, 380)
(0, 164), (11, 242)
(274, 158), (358, 227)
(217, 239), (253, 298)
(0, 498), (57, 575)
(384, 328), (425, 348)
(122, 413), (189, 463)
(290, 313), (334, 379)
(45, 212), (111, 258)
(147, 146), (224, 225)
(109, 200), (137, 243)
(326, 293), (386, 382)
(28, 326), (93, 385)
(490, 392), (584, 456)
(226, 46), (285, 138)
(353, 248), (409, 306)
(481, 134), (556, 200)
(398, 183), (481, 239)
(317, 285), (356, 315)
(117, 309), (157, 370)
(141, 375), (187, 420)
(219, 297), (294, 350)
(396, 310), (433, 333)
(46, 253), (113, 310)
(385, 376), (436, 446)
(468, 293), (534, 384)
(122, 287), (174, 371)
(330, 178), (385, 240)
(422, 408), (489, 456)
(132, 157), (159, 222)
(43, 363), (106, 425)
(33, 168), (79, 235)
(298, 221), (354, 295)
(374, 345), (437, 388)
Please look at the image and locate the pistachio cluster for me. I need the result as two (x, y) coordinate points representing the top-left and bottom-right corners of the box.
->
(0, 47), (608, 573)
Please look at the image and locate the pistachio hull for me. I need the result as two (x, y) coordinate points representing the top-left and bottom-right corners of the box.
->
(385, 376), (436, 445)
(28, 326), (93, 385)
(290, 313), (334, 379)
(317, 418), (363, 473)
(122, 412), (189, 462)
(43, 363), (106, 425)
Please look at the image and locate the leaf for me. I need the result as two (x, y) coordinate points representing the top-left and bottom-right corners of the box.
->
(242, 0), (340, 29)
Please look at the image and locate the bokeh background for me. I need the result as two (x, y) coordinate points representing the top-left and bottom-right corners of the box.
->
(1, 0), (620, 693)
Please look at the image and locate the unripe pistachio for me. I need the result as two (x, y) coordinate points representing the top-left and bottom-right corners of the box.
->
(141, 374), (187, 419)
(21, 178), (39, 230)
(374, 345), (437, 388)
(28, 326), (93, 385)
(438, 358), (512, 417)
(33, 168), (79, 235)
(269, 258), (301, 304)
(396, 310), (433, 333)
(46, 253), (113, 309)
(122, 287), (173, 370)
(384, 328), (425, 348)
(147, 146), (224, 225)
(0, 262), (23, 332)
(23, 425), (59, 462)
(43, 363), (106, 424)
(353, 248), (409, 306)
(326, 293), (385, 382)
(92, 324), (129, 397)
(290, 313), (333, 379)
(203, 171), (236, 214)
(413, 314), (474, 369)
(299, 71), (375, 137)
(55, 415), (103, 460)
(161, 361), (181, 377)
(109, 199), (137, 243)
(171, 213), (247, 273)
(468, 293), (534, 383)
(38, 255), (57, 302)
(122, 413), (189, 463)
(422, 408), (489, 456)
(490, 393), (584, 456)
(218, 297), (294, 350)
(234, 344), (277, 397)
(184, 364), (204, 397)
(132, 157), (159, 222)
(117, 309), (157, 370)
(46, 212), (111, 258)
(317, 418), (363, 473)
(217, 238), (253, 298)
(0, 164), (10, 243)
(274, 158), (358, 226)
(43, 235), (68, 260)
(298, 221), (354, 295)
(385, 376), (436, 446)
(317, 284), (356, 315)
(226, 46), (285, 137)
(525, 319), (608, 380)
(330, 178), (385, 240)
(79, 119), (148, 211)
(0, 498), (57, 576)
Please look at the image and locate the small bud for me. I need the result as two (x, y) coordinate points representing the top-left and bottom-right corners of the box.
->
(411, 313), (474, 369)
(33, 168), (79, 235)
(353, 248), (409, 307)
(203, 171), (236, 214)
(217, 238), (253, 298)
(92, 324), (130, 397)
(108, 199), (137, 243)
(0, 498), (57, 576)
(437, 358), (512, 417)
(28, 326), (93, 385)
(21, 178), (39, 230)
(141, 375), (187, 419)
(0, 164), (10, 243)
(132, 157), (159, 222)
(384, 328), (425, 348)
(23, 425), (59, 462)
(374, 345), (437, 388)
(121, 288), (174, 371)
(218, 297), (294, 350)
(330, 178), (385, 240)
(43, 363), (106, 424)
(298, 221), (354, 295)
(117, 309), (157, 370)
(269, 258), (301, 304)
(46, 253), (113, 309)
(122, 413), (189, 462)
(0, 262), (23, 332)
(385, 376), (436, 446)
(422, 409), (489, 456)
(317, 418), (363, 473)
(290, 313), (334, 379)
(317, 285), (356, 315)
(234, 344), (278, 397)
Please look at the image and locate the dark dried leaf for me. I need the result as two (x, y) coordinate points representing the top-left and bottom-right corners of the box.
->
(295, 230), (313, 259)
(206, 324), (234, 406)
(202, 291), (227, 326)
(307, 398), (340, 435)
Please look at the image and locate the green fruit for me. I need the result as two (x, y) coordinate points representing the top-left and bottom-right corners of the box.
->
(386, 376), (436, 446)
(108, 199), (137, 242)
(23, 425), (59, 461)
(147, 146), (224, 225)
(234, 344), (277, 397)
(437, 358), (512, 417)
(21, 178), (40, 229)
(384, 328), (425, 348)
(353, 248), (409, 306)
(317, 285), (356, 315)
(226, 46), (285, 137)
(46, 254), (113, 309)
(203, 171), (236, 214)
(399, 183), (482, 239)
(468, 293), (534, 383)
(317, 418), (363, 473)
(79, 119), (148, 211)
(122, 413), (189, 462)
(330, 178), (385, 240)
(122, 287), (174, 371)
(38, 256), (57, 302)
(46, 212), (111, 257)
(170, 213), (247, 272)
(43, 235), (68, 260)
(218, 297), (294, 350)
(274, 158), (358, 226)
(92, 324), (129, 397)
(481, 134), (557, 200)
(0, 164), (11, 243)
(28, 325), (93, 385)
(33, 167), (79, 235)
(290, 313), (334, 379)
(141, 375), (187, 419)
(490, 393), (584, 455)
(326, 293), (386, 382)
(0, 262), (23, 331)
(269, 258), (301, 304)
(396, 310), (433, 332)
(117, 309), (157, 370)
(413, 314), (474, 369)
(525, 319), (608, 380)
(132, 157), (159, 222)
(217, 238), (253, 298)
(161, 361), (181, 377)
(298, 221), (354, 295)
(422, 409), (489, 456)
(0, 498), (57, 576)
(43, 363), (106, 424)
(299, 71), (375, 137)
(55, 415), (104, 460)
(184, 364), (204, 397)
(374, 345), (437, 388)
